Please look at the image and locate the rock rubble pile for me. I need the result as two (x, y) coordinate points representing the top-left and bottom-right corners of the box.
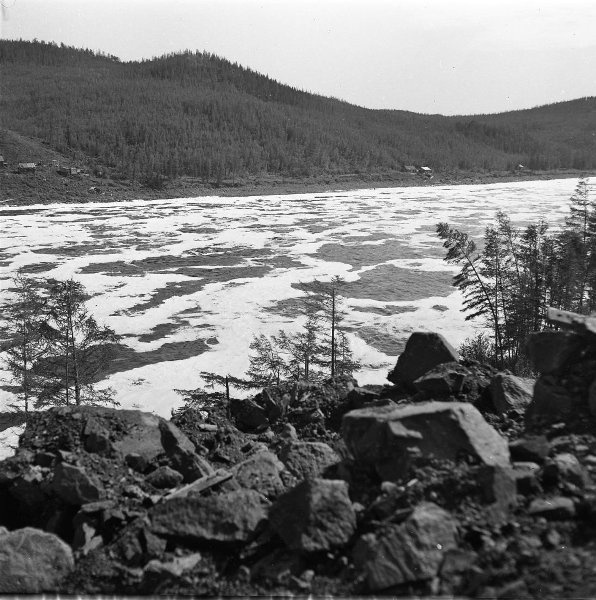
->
(3, 323), (596, 597)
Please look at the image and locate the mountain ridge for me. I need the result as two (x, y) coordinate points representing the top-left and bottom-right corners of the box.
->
(1, 39), (595, 194)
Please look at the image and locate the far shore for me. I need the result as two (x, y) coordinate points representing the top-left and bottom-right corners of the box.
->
(1, 168), (592, 206)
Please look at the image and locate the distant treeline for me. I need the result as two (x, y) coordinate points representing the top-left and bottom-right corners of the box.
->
(1, 39), (595, 183)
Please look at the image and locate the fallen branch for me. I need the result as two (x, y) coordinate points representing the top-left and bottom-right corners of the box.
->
(161, 468), (233, 502)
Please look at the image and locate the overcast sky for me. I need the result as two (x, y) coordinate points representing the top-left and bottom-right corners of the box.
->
(1, 0), (595, 115)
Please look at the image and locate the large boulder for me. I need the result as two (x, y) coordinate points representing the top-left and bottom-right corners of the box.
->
(342, 401), (510, 480)
(525, 375), (581, 422)
(353, 502), (458, 591)
(387, 332), (459, 387)
(526, 330), (586, 374)
(279, 441), (340, 481)
(150, 489), (269, 544)
(0, 527), (74, 593)
(489, 373), (534, 414)
(269, 478), (356, 552)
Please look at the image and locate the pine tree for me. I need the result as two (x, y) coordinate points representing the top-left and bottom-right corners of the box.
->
(245, 334), (284, 387)
(299, 276), (356, 378)
(36, 278), (119, 407)
(2, 273), (47, 416)
(272, 299), (322, 381)
(437, 222), (504, 365)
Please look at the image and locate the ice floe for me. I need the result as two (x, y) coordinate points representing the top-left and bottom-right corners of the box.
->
(0, 178), (578, 417)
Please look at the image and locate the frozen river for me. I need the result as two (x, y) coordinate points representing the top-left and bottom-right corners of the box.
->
(0, 178), (578, 417)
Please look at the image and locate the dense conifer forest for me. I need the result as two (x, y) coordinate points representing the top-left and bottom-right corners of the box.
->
(1, 39), (595, 184)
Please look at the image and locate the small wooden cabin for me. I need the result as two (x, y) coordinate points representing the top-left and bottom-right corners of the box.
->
(58, 166), (80, 176)
(18, 162), (37, 173)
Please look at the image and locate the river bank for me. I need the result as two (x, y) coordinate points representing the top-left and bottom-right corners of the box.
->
(0, 167), (591, 206)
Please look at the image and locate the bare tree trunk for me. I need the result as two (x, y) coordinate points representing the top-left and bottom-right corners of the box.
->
(65, 322), (70, 406)
(331, 289), (336, 378)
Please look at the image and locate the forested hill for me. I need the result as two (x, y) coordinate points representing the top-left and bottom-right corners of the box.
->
(1, 39), (595, 185)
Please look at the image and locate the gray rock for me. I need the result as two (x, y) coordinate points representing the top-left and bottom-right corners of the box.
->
(279, 441), (340, 481)
(230, 398), (269, 432)
(512, 462), (542, 495)
(413, 361), (471, 396)
(528, 497), (576, 520)
(0, 527), (74, 593)
(489, 373), (534, 414)
(526, 375), (580, 422)
(150, 489), (269, 543)
(279, 423), (298, 443)
(387, 332), (459, 386)
(159, 420), (214, 482)
(232, 450), (285, 497)
(52, 462), (104, 505)
(83, 415), (114, 455)
(542, 453), (589, 488)
(477, 465), (517, 509)
(509, 436), (549, 464)
(254, 388), (285, 422)
(588, 378), (596, 418)
(146, 465), (184, 489)
(342, 401), (510, 481)
(72, 500), (119, 553)
(269, 478), (356, 552)
(346, 387), (381, 408)
(353, 502), (457, 591)
(143, 552), (202, 578)
(9, 465), (47, 511)
(111, 522), (167, 567)
(250, 548), (304, 585)
(526, 331), (585, 374)
(34, 451), (56, 468)
(125, 452), (149, 473)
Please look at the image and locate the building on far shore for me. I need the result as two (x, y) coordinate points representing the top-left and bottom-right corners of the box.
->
(0, 155), (5, 167)
(18, 162), (36, 173)
(418, 166), (433, 177)
(58, 166), (81, 176)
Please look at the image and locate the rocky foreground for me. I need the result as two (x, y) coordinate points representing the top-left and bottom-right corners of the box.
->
(2, 325), (596, 597)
